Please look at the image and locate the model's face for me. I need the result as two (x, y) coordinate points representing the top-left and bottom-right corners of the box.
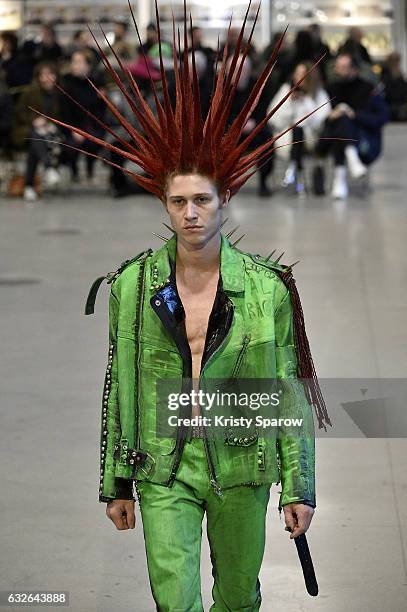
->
(164, 174), (229, 247)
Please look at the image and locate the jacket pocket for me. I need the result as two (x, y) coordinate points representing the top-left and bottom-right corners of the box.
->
(229, 333), (251, 380)
(139, 363), (182, 456)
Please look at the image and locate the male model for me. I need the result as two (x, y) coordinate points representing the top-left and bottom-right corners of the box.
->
(40, 1), (331, 609)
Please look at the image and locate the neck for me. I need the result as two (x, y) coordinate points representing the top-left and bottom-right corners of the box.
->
(175, 231), (221, 280)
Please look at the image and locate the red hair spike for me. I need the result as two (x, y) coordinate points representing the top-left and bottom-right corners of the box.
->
(32, 2), (329, 202)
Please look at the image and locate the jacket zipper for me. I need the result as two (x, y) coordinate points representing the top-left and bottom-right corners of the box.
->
(157, 272), (236, 498)
(164, 312), (194, 489)
(198, 298), (235, 497)
(229, 333), (251, 380)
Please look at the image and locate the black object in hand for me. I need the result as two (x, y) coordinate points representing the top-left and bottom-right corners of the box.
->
(287, 528), (319, 596)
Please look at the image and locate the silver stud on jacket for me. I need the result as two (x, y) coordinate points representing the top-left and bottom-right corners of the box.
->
(99, 342), (114, 495)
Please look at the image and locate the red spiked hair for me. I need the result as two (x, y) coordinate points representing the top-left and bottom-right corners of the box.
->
(31, 0), (327, 202)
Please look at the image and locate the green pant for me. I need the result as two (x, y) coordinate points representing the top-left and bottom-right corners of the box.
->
(136, 435), (271, 611)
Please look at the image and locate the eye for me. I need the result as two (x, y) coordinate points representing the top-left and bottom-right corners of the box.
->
(197, 196), (209, 203)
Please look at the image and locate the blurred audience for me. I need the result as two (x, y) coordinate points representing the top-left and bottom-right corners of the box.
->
(338, 27), (372, 65)
(59, 50), (107, 182)
(106, 87), (153, 199)
(125, 52), (161, 96)
(0, 68), (12, 156)
(316, 53), (389, 199)
(65, 30), (100, 69)
(291, 30), (316, 66)
(268, 62), (331, 195)
(308, 23), (332, 82)
(30, 24), (63, 64)
(187, 28), (216, 120)
(0, 31), (34, 87)
(261, 31), (294, 107)
(11, 62), (62, 201)
(0, 19), (399, 203)
(190, 26), (216, 65)
(137, 23), (158, 56)
(105, 18), (134, 61)
(220, 26), (261, 72)
(226, 53), (274, 197)
(381, 52), (407, 122)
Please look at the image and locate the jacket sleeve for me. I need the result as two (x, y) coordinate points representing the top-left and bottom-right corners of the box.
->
(98, 283), (134, 503)
(274, 283), (316, 510)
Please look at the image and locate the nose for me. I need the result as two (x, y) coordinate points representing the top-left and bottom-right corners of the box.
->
(184, 200), (198, 221)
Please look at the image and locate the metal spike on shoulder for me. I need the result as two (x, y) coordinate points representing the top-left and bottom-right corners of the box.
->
(152, 231), (169, 242)
(264, 249), (276, 261)
(226, 226), (240, 239)
(273, 251), (285, 264)
(162, 222), (175, 234)
(248, 250), (297, 274)
(231, 234), (246, 247)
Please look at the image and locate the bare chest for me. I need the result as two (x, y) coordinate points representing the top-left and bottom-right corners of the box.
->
(176, 274), (219, 372)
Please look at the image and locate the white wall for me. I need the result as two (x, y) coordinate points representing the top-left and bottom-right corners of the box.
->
(392, 0), (407, 71)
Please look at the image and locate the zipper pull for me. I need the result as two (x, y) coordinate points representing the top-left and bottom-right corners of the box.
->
(210, 478), (223, 497)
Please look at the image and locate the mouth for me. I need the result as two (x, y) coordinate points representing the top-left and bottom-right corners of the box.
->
(184, 226), (203, 231)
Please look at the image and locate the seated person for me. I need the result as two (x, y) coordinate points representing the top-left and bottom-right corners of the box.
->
(268, 61), (331, 195)
(59, 50), (107, 181)
(0, 68), (12, 157)
(226, 54), (275, 197)
(381, 51), (407, 122)
(316, 53), (389, 199)
(11, 61), (62, 201)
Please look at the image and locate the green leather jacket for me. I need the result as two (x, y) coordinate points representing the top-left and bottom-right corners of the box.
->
(88, 232), (316, 510)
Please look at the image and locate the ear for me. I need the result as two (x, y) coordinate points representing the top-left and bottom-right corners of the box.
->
(221, 189), (230, 208)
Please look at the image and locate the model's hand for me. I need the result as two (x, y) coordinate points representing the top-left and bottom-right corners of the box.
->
(106, 499), (136, 530)
(283, 503), (314, 539)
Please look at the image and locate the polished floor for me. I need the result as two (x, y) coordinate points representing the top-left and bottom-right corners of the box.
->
(0, 124), (406, 611)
